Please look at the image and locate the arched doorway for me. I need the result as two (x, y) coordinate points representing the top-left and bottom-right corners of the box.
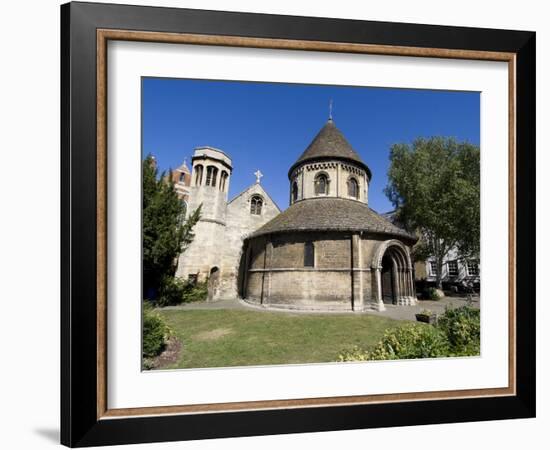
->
(207, 266), (220, 301)
(372, 240), (417, 307)
(381, 253), (395, 304)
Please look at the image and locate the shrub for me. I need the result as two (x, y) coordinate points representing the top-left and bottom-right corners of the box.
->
(424, 287), (441, 300)
(339, 323), (449, 362)
(436, 305), (480, 356)
(338, 345), (370, 362)
(339, 305), (481, 362)
(156, 276), (209, 306)
(142, 302), (171, 358)
(182, 280), (208, 303)
(157, 276), (186, 306)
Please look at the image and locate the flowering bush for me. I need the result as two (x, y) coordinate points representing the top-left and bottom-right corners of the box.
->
(339, 323), (449, 361)
(436, 305), (480, 356)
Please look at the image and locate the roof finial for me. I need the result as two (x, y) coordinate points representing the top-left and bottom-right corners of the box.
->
(254, 169), (263, 184)
(329, 99), (333, 121)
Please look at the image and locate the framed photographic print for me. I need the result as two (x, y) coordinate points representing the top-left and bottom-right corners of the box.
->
(61, 1), (536, 447)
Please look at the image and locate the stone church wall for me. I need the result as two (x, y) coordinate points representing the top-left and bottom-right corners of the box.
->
(243, 232), (412, 311)
(244, 231), (355, 310)
(217, 185), (280, 299)
(175, 219), (225, 282)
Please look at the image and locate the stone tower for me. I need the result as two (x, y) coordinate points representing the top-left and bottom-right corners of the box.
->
(175, 146), (232, 285)
(288, 118), (371, 206)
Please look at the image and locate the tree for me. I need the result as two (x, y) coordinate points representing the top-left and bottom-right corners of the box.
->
(142, 154), (201, 298)
(385, 137), (480, 288)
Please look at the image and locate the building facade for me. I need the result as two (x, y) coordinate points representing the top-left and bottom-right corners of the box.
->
(242, 119), (417, 312)
(420, 250), (480, 288)
(174, 119), (418, 311)
(175, 146), (280, 300)
(381, 211), (480, 288)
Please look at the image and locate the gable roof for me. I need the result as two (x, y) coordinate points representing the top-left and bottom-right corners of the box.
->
(228, 183), (282, 213)
(288, 119), (371, 179)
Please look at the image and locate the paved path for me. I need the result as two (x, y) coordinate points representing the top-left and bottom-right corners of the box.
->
(365, 296), (479, 321)
(161, 296), (479, 322)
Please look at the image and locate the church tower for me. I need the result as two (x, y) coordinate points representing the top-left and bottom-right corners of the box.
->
(288, 118), (371, 206)
(175, 146), (232, 284)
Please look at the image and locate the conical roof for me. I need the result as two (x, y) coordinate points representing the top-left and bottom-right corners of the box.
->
(288, 119), (371, 179)
(249, 197), (417, 244)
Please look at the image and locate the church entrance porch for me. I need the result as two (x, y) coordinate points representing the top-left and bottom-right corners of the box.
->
(372, 240), (418, 308)
(381, 253), (395, 304)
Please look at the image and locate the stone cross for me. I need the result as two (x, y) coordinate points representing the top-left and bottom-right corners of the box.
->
(254, 170), (263, 184)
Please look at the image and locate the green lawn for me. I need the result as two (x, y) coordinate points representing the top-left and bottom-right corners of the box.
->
(155, 309), (401, 369)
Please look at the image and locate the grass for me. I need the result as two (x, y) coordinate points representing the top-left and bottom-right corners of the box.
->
(155, 309), (401, 369)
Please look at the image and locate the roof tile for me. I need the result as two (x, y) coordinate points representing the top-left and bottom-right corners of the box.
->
(249, 197), (417, 243)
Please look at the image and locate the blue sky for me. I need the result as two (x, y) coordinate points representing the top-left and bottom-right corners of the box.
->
(142, 78), (479, 213)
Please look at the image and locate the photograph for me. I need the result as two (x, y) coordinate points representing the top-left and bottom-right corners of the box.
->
(55, 1), (536, 446)
(141, 78), (481, 370)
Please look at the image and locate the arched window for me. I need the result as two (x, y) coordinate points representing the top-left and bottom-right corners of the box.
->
(220, 171), (229, 191)
(347, 177), (359, 199)
(314, 173), (329, 195)
(212, 167), (218, 187)
(250, 195), (263, 215)
(194, 165), (203, 185)
(205, 166), (218, 187)
(304, 241), (315, 267)
(292, 181), (298, 202)
(179, 172), (186, 183)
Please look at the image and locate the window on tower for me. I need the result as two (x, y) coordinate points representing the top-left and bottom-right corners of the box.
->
(211, 167), (218, 187)
(250, 195), (263, 215)
(347, 177), (359, 199)
(314, 173), (329, 195)
(194, 165), (203, 185)
(205, 166), (218, 187)
(220, 171), (229, 191)
(292, 181), (298, 202)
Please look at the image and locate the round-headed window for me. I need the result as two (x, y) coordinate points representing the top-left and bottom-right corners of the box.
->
(347, 177), (359, 199)
(314, 173), (329, 195)
(292, 181), (298, 202)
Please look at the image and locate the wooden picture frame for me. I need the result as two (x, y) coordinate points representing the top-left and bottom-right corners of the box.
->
(61, 1), (535, 447)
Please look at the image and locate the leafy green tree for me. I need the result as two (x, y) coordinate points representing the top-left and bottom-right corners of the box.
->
(385, 137), (480, 288)
(142, 154), (201, 298)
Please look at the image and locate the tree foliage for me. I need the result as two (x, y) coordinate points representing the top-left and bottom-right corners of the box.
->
(142, 154), (201, 298)
(384, 137), (480, 287)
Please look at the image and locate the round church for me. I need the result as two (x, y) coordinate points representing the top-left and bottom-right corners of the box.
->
(240, 118), (418, 312)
